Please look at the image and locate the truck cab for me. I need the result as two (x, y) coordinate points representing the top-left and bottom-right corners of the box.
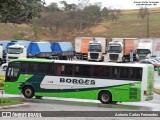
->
(137, 43), (151, 60)
(6, 44), (27, 62)
(87, 41), (104, 61)
(107, 41), (123, 62)
(136, 39), (152, 60)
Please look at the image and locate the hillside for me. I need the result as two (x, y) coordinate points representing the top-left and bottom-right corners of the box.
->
(0, 7), (160, 43)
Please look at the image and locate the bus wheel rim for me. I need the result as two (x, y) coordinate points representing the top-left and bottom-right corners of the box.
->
(25, 89), (32, 97)
(102, 94), (109, 102)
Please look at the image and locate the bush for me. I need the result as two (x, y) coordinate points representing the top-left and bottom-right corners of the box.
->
(12, 32), (25, 40)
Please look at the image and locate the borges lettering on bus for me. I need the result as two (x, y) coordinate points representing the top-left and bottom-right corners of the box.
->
(60, 78), (95, 85)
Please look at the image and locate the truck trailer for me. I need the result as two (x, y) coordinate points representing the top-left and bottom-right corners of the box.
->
(107, 38), (139, 62)
(51, 42), (74, 60)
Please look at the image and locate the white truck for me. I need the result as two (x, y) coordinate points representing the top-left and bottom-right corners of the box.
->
(106, 38), (139, 62)
(137, 38), (160, 60)
(87, 37), (107, 61)
(6, 44), (27, 62)
(75, 37), (107, 61)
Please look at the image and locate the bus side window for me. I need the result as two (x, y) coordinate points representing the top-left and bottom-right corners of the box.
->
(38, 63), (53, 74)
(130, 68), (142, 81)
(29, 63), (37, 74)
(101, 67), (110, 78)
(136, 68), (142, 80)
(119, 67), (129, 79)
(74, 65), (83, 76)
(56, 64), (62, 75)
(111, 67), (119, 79)
(20, 62), (29, 73)
(83, 65), (91, 77)
(93, 66), (102, 77)
(65, 65), (72, 76)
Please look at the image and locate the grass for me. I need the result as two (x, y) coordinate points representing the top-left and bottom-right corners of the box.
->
(0, 98), (23, 106)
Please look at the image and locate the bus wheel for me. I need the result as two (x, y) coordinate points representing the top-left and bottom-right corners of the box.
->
(22, 86), (34, 99)
(35, 96), (43, 99)
(99, 91), (112, 104)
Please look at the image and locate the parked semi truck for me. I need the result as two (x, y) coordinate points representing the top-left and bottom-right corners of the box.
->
(75, 37), (107, 61)
(107, 38), (139, 62)
(6, 41), (75, 61)
(88, 37), (107, 61)
(6, 41), (52, 61)
(137, 38), (160, 60)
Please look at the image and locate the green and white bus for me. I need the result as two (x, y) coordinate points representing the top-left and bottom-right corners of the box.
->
(4, 58), (154, 104)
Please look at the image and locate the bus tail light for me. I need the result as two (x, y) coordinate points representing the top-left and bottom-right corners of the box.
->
(144, 90), (147, 95)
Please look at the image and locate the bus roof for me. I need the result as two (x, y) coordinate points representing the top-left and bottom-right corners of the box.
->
(9, 58), (152, 68)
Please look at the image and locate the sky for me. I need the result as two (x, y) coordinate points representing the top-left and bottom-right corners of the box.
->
(44, 0), (160, 9)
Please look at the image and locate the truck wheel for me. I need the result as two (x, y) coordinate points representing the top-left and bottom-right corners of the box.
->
(99, 91), (112, 104)
(22, 86), (35, 99)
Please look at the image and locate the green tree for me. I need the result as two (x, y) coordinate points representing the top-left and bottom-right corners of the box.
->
(101, 7), (110, 19)
(137, 7), (149, 20)
(45, 2), (60, 12)
(84, 5), (101, 25)
(109, 9), (121, 22)
(60, 1), (77, 11)
(0, 0), (45, 24)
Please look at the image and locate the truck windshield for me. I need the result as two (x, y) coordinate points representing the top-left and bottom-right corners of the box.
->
(89, 44), (101, 52)
(7, 48), (23, 54)
(137, 49), (150, 55)
(108, 46), (122, 53)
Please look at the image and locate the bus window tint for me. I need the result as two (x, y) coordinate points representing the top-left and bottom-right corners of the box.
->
(38, 63), (53, 74)
(29, 63), (37, 73)
(119, 67), (129, 79)
(83, 65), (91, 77)
(56, 64), (62, 75)
(93, 66), (110, 78)
(130, 68), (142, 81)
(56, 64), (72, 76)
(20, 62), (29, 73)
(101, 66), (110, 78)
(111, 67), (119, 79)
(74, 65), (91, 77)
(64, 64), (72, 76)
(93, 66), (101, 77)
(136, 68), (142, 80)
(74, 65), (83, 76)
